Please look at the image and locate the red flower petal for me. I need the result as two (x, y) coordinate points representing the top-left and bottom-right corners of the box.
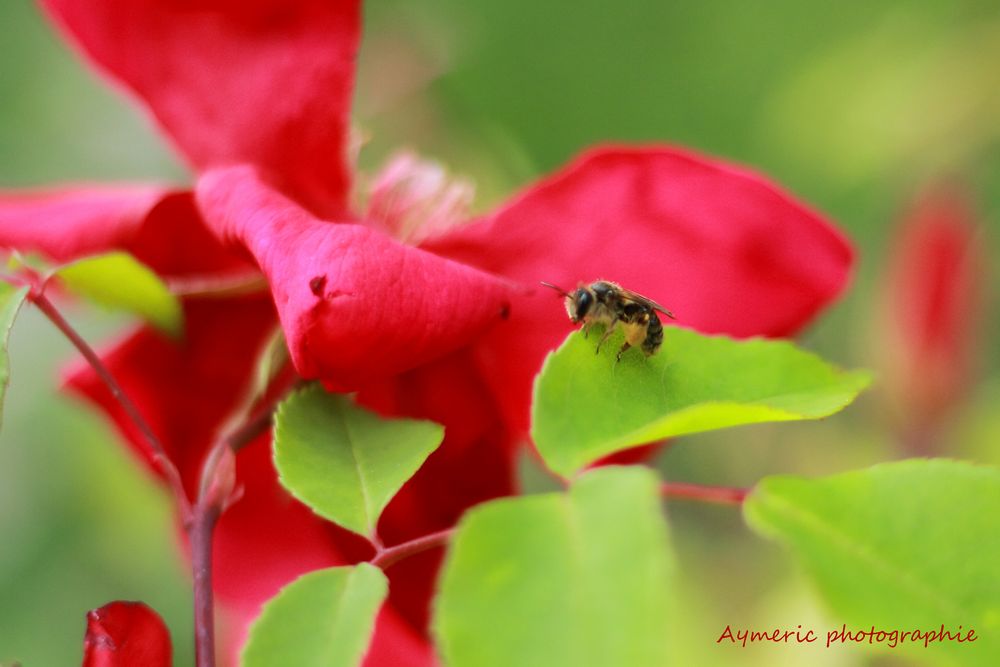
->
(0, 185), (168, 262)
(41, 0), (361, 218)
(64, 305), (440, 663)
(212, 433), (369, 620)
(126, 192), (257, 277)
(196, 166), (513, 389)
(426, 146), (854, 434)
(0, 187), (255, 278)
(357, 348), (516, 632)
(65, 297), (278, 495)
(205, 425), (441, 667)
(211, 439), (436, 666)
(362, 607), (437, 667)
(83, 601), (171, 667)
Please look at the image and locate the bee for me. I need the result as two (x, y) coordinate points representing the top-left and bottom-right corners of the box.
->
(541, 280), (676, 361)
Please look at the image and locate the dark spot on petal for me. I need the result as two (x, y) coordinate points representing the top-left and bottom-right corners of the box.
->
(499, 301), (511, 320)
(309, 275), (327, 296)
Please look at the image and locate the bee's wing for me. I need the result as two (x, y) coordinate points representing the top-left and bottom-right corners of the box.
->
(619, 288), (676, 319)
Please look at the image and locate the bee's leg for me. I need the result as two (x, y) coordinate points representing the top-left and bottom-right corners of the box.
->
(581, 321), (592, 339)
(594, 319), (618, 354)
(618, 321), (646, 362)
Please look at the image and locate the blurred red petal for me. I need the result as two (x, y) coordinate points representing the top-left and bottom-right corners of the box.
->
(881, 183), (984, 420)
(362, 607), (437, 667)
(359, 350), (515, 539)
(83, 601), (171, 667)
(0, 185), (169, 262)
(214, 442), (435, 666)
(65, 297), (277, 496)
(64, 307), (443, 663)
(212, 434), (368, 621)
(356, 348), (516, 632)
(426, 146), (854, 433)
(208, 433), (439, 667)
(196, 166), (512, 389)
(32, 188), (272, 493)
(40, 0), (360, 218)
(126, 192), (256, 277)
(209, 352), (514, 655)
(0, 187), (255, 279)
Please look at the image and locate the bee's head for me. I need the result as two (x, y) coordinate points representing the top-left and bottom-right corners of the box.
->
(567, 287), (593, 323)
(540, 281), (592, 323)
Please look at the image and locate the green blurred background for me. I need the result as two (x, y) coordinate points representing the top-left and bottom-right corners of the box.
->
(1, 0), (997, 664)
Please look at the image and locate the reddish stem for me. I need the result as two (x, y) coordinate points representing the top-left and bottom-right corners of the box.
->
(24, 276), (290, 667)
(186, 381), (288, 667)
(660, 481), (749, 505)
(227, 402), (277, 452)
(30, 289), (193, 521)
(370, 529), (455, 570)
(190, 502), (221, 667)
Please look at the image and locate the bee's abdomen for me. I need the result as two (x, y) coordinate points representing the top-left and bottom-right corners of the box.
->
(642, 314), (664, 356)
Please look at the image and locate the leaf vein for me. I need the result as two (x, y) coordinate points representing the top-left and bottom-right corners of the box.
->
(762, 492), (972, 621)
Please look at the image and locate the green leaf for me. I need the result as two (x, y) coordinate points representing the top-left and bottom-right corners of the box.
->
(55, 252), (182, 336)
(242, 564), (387, 667)
(531, 327), (871, 476)
(744, 460), (1000, 666)
(0, 283), (29, 429)
(434, 466), (674, 667)
(274, 385), (444, 538)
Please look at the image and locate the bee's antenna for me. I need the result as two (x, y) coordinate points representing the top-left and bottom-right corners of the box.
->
(539, 281), (570, 297)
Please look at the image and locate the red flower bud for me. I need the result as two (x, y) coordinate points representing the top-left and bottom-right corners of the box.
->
(878, 183), (986, 443)
(82, 601), (172, 667)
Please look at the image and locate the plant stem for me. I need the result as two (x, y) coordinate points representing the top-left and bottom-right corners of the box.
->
(30, 289), (193, 520)
(28, 281), (290, 667)
(226, 404), (275, 452)
(370, 528), (454, 570)
(190, 501), (221, 667)
(187, 382), (289, 667)
(660, 481), (748, 505)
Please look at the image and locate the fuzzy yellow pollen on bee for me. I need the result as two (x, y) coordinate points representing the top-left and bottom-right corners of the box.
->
(541, 280), (676, 361)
